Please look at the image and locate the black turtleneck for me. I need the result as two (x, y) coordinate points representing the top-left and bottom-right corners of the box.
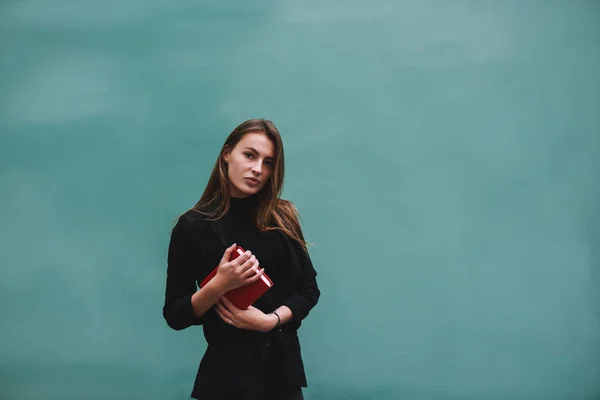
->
(216, 195), (290, 313)
(162, 195), (320, 398)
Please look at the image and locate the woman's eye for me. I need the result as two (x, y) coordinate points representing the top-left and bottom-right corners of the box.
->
(265, 161), (273, 167)
(244, 152), (253, 159)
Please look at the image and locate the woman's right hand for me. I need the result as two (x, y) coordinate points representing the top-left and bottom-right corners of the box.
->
(214, 243), (265, 292)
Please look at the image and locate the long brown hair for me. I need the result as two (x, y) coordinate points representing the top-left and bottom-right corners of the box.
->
(189, 118), (308, 252)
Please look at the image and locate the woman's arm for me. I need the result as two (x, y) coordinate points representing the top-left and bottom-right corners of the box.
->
(281, 273), (320, 328)
(212, 253), (320, 332)
(278, 216), (321, 328)
(189, 245), (262, 320)
(163, 216), (222, 330)
(163, 217), (263, 331)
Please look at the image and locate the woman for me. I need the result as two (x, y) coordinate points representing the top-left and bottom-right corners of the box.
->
(163, 119), (320, 400)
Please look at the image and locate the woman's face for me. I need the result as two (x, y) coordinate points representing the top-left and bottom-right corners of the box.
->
(223, 132), (275, 198)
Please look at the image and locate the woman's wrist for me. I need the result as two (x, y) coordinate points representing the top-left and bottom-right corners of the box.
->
(207, 274), (229, 295)
(264, 312), (280, 332)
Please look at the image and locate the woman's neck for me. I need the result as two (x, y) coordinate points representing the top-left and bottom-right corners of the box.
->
(228, 194), (257, 216)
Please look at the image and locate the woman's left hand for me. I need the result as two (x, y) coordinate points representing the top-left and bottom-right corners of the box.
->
(215, 297), (277, 332)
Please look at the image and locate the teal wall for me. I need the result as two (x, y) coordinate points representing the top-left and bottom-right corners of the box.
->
(1, 1), (599, 399)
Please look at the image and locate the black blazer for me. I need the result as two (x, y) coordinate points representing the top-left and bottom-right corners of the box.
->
(163, 211), (320, 398)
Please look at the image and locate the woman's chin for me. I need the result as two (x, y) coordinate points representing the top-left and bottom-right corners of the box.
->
(230, 183), (259, 198)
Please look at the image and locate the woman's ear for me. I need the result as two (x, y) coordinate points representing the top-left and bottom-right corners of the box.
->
(223, 146), (231, 163)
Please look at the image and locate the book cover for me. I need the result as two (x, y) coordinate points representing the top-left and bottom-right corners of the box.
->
(199, 246), (273, 309)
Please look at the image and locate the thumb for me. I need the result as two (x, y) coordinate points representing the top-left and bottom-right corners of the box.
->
(220, 243), (236, 265)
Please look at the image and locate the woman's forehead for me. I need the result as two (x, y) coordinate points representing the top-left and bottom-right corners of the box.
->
(237, 132), (275, 157)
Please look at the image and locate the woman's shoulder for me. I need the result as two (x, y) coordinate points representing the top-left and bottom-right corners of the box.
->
(172, 209), (214, 235)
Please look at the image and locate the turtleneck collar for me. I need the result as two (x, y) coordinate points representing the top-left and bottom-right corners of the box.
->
(228, 195), (258, 216)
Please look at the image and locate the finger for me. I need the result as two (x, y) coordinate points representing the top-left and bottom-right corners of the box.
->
(241, 260), (260, 279)
(220, 243), (237, 265)
(231, 251), (252, 267)
(236, 255), (256, 274)
(217, 299), (233, 314)
(216, 302), (234, 320)
(246, 268), (265, 283)
(216, 308), (235, 326)
(220, 296), (241, 313)
(239, 254), (258, 272)
(215, 307), (227, 322)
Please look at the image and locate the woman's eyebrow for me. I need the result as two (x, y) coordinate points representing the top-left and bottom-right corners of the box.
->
(243, 147), (274, 159)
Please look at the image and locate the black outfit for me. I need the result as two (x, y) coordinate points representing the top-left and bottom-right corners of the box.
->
(163, 196), (320, 400)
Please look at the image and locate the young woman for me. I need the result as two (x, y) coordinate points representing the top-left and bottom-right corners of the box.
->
(163, 119), (320, 400)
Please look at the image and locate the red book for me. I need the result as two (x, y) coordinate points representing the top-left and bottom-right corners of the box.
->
(199, 245), (273, 309)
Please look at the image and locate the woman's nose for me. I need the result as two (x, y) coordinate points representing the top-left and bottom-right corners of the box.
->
(251, 161), (262, 174)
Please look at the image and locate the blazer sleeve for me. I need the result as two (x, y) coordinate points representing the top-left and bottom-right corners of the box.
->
(162, 215), (208, 331)
(281, 235), (321, 328)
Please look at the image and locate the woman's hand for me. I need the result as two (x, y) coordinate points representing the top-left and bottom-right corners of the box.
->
(215, 297), (278, 332)
(213, 244), (265, 292)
